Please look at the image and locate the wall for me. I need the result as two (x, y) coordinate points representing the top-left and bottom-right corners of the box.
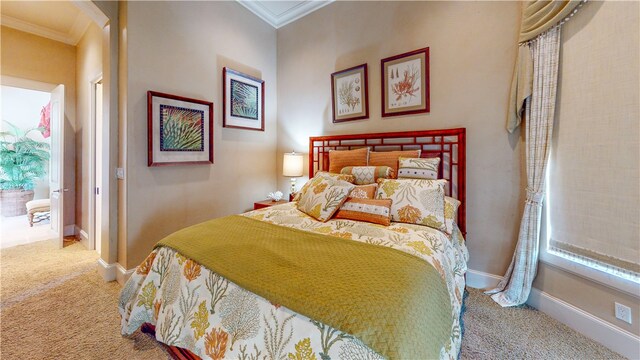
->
(1, 26), (77, 229)
(277, 1), (523, 276)
(122, 1), (278, 268)
(276, 0), (639, 341)
(0, 85), (51, 199)
(75, 22), (103, 234)
(534, 0), (640, 336)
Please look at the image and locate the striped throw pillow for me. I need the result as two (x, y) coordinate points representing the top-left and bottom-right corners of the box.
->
(328, 147), (369, 174)
(397, 157), (440, 180)
(368, 150), (421, 177)
(334, 198), (392, 226)
(340, 166), (395, 185)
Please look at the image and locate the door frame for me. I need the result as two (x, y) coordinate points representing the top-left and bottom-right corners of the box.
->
(0, 76), (63, 241)
(88, 73), (104, 253)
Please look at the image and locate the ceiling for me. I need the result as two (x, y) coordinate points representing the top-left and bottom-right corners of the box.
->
(1, 0), (92, 45)
(237, 0), (334, 28)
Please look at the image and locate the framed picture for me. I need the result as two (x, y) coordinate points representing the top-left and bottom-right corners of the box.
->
(381, 47), (430, 117)
(147, 91), (213, 166)
(223, 67), (265, 131)
(331, 63), (369, 123)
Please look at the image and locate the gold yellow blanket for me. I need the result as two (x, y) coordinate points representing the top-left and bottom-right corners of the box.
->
(156, 215), (453, 359)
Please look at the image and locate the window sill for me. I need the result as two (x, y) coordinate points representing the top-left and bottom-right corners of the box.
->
(539, 248), (640, 298)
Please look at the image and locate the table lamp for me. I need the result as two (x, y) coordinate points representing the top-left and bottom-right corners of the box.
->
(283, 151), (303, 199)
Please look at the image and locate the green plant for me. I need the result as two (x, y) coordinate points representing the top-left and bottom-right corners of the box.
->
(0, 121), (50, 190)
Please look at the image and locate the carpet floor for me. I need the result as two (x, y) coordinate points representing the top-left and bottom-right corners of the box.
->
(0, 239), (624, 360)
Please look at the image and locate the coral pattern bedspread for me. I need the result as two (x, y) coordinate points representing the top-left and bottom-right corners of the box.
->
(119, 203), (468, 359)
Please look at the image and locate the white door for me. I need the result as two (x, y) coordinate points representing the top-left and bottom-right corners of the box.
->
(94, 81), (103, 254)
(49, 85), (65, 249)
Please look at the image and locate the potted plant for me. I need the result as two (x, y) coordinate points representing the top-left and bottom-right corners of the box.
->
(0, 121), (50, 217)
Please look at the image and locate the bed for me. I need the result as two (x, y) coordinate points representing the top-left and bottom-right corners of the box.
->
(119, 128), (468, 360)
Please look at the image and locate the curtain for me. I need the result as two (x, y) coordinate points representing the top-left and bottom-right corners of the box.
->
(487, 26), (561, 306)
(506, 0), (584, 133)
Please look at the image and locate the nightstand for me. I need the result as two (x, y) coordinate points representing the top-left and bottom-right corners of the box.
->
(253, 199), (288, 210)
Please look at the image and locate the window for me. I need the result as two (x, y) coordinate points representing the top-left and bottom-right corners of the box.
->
(542, 1), (639, 295)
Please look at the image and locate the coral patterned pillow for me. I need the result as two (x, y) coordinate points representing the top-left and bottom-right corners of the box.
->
(376, 178), (447, 232)
(328, 147), (369, 174)
(397, 157), (440, 180)
(349, 184), (378, 199)
(294, 172), (356, 202)
(444, 196), (461, 236)
(340, 166), (395, 185)
(334, 198), (393, 226)
(296, 176), (355, 222)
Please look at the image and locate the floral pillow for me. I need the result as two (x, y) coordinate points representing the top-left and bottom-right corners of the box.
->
(296, 176), (355, 222)
(376, 178), (447, 232)
(444, 196), (461, 236)
(397, 157), (440, 180)
(340, 166), (395, 185)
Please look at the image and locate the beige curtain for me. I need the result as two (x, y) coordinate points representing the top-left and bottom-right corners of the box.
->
(487, 26), (561, 306)
(506, 0), (584, 133)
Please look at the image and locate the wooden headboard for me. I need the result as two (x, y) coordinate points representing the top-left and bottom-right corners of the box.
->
(309, 128), (466, 235)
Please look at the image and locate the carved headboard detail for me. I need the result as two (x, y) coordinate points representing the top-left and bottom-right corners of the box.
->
(309, 128), (466, 235)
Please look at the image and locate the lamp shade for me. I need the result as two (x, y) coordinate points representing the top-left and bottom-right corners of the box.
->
(283, 152), (303, 177)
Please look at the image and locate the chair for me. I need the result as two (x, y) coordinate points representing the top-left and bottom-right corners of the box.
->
(26, 198), (51, 227)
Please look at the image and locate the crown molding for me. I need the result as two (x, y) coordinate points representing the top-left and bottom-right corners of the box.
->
(68, 10), (92, 45)
(237, 0), (333, 29)
(1, 14), (77, 45)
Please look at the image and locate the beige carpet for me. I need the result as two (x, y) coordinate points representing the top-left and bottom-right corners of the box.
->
(0, 239), (625, 360)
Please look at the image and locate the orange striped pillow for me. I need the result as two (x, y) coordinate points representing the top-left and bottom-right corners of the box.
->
(368, 150), (421, 177)
(349, 184), (378, 199)
(334, 198), (392, 226)
(328, 147), (369, 174)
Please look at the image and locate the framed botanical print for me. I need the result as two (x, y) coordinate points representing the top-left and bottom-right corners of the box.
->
(223, 67), (265, 131)
(381, 47), (430, 117)
(331, 63), (369, 123)
(147, 91), (213, 166)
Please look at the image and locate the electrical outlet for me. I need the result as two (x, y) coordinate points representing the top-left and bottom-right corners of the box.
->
(615, 302), (632, 324)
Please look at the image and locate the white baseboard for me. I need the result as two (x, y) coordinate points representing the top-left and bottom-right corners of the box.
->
(464, 268), (639, 358)
(466, 268), (502, 290)
(63, 224), (75, 237)
(77, 226), (89, 248)
(97, 258), (116, 281)
(527, 288), (640, 359)
(116, 263), (136, 285)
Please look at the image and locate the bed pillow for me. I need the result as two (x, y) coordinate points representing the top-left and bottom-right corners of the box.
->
(293, 172), (356, 202)
(348, 184), (378, 199)
(368, 150), (421, 177)
(376, 178), (447, 232)
(444, 196), (461, 236)
(315, 171), (356, 183)
(296, 176), (355, 222)
(340, 166), (395, 185)
(328, 147), (369, 174)
(334, 198), (393, 226)
(397, 157), (440, 180)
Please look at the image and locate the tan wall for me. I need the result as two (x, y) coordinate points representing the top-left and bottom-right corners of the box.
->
(277, 1), (523, 276)
(75, 23), (103, 234)
(1, 26), (77, 229)
(123, 1), (278, 268)
(276, 0), (640, 337)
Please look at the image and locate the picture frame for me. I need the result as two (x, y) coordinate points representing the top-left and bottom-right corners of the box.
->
(223, 67), (265, 131)
(381, 47), (430, 117)
(147, 91), (213, 167)
(331, 63), (369, 123)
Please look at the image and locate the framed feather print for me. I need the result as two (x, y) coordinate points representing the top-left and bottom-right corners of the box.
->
(223, 67), (265, 131)
(147, 91), (213, 166)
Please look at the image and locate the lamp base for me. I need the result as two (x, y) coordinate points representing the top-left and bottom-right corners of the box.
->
(289, 178), (297, 196)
